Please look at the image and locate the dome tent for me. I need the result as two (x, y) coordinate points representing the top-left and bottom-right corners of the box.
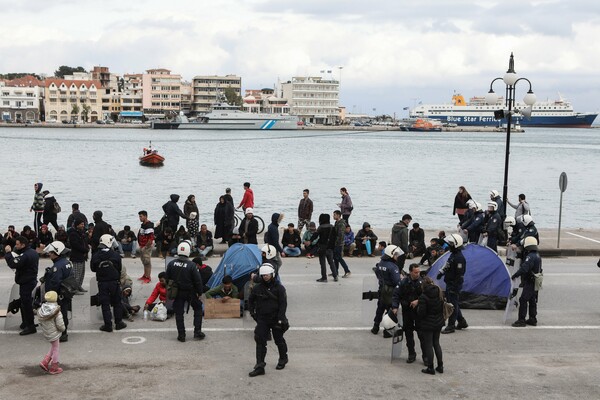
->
(427, 244), (511, 310)
(207, 243), (261, 292)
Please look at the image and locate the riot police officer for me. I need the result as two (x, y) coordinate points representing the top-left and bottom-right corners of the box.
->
(42, 241), (73, 342)
(371, 245), (402, 338)
(166, 240), (204, 342)
(248, 264), (288, 377)
(511, 237), (542, 327)
(4, 235), (39, 335)
(437, 234), (468, 334)
(392, 263), (424, 363)
(90, 234), (126, 332)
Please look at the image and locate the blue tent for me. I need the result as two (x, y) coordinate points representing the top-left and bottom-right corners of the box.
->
(207, 243), (261, 291)
(427, 244), (511, 310)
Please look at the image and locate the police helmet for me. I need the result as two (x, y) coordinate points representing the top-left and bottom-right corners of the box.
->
(490, 190), (499, 198)
(261, 244), (277, 260)
(177, 240), (192, 257)
(381, 312), (398, 330)
(523, 236), (538, 250)
(43, 241), (66, 255)
(487, 201), (498, 211)
(504, 216), (516, 229)
(384, 245), (403, 259)
(444, 233), (464, 249)
(522, 214), (534, 226)
(467, 200), (476, 209)
(99, 234), (114, 249)
(259, 264), (275, 276)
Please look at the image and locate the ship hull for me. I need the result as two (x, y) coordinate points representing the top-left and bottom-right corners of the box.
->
(421, 113), (598, 127)
(151, 118), (298, 130)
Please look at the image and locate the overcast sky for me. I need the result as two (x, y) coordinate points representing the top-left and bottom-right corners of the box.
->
(1, 0), (599, 116)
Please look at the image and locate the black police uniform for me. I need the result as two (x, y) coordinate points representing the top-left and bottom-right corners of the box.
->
(248, 277), (288, 373)
(485, 210), (502, 252)
(437, 248), (467, 331)
(91, 247), (125, 330)
(392, 275), (424, 360)
(511, 249), (542, 324)
(373, 256), (401, 331)
(43, 255), (74, 340)
(4, 246), (39, 332)
(166, 255), (204, 341)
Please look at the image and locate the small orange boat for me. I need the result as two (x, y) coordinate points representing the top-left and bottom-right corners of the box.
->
(139, 141), (165, 166)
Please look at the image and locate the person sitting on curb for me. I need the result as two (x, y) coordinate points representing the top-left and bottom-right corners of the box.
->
(282, 223), (302, 257)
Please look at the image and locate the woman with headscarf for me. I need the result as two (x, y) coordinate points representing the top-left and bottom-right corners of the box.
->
(184, 195), (200, 241)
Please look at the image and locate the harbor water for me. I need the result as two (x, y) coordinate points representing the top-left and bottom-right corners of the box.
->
(1, 127), (598, 232)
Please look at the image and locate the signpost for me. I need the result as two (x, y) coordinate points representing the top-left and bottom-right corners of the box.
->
(557, 172), (568, 248)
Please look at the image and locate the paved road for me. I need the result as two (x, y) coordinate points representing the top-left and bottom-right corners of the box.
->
(1, 255), (600, 399)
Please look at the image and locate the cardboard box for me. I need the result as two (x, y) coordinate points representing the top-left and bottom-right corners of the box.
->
(204, 298), (241, 319)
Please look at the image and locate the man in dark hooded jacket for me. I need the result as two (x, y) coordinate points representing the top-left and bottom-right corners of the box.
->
(162, 194), (187, 232)
(266, 213), (285, 268)
(91, 210), (110, 253)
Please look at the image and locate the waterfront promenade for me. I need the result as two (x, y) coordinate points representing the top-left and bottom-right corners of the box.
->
(0, 252), (599, 399)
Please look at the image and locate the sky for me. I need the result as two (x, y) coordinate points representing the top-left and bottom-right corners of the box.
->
(1, 0), (599, 117)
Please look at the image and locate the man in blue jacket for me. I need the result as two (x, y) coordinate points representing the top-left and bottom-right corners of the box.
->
(4, 235), (39, 335)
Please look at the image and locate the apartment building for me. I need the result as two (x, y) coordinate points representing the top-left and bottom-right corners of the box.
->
(44, 79), (103, 122)
(242, 88), (290, 114)
(192, 75), (241, 115)
(0, 75), (43, 122)
(120, 73), (144, 120)
(280, 76), (340, 124)
(142, 68), (181, 118)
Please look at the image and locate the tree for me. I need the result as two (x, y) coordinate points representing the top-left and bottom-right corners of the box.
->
(54, 65), (87, 78)
(0, 72), (43, 80)
(81, 104), (91, 122)
(71, 104), (80, 121)
(223, 87), (242, 107)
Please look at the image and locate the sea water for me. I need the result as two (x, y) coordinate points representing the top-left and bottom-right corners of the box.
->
(0, 127), (598, 232)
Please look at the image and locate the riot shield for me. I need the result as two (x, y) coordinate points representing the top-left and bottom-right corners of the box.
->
(503, 246), (522, 324)
(361, 275), (380, 325)
(89, 277), (103, 323)
(4, 283), (22, 330)
(391, 326), (404, 363)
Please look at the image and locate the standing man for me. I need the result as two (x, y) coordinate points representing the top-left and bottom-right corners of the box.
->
(437, 234), (468, 334)
(392, 263), (425, 363)
(337, 187), (353, 223)
(371, 245), (402, 337)
(30, 182), (45, 233)
(511, 237), (542, 327)
(42, 241), (73, 342)
(391, 214), (412, 271)
(237, 182), (254, 211)
(66, 203), (88, 229)
(332, 210), (351, 278)
(507, 193), (531, 220)
(4, 235), (39, 335)
(484, 202), (501, 253)
(138, 210), (155, 283)
(248, 264), (289, 377)
(297, 189), (313, 233)
(68, 217), (89, 293)
(223, 187), (234, 206)
(91, 234), (127, 333)
(239, 208), (259, 245)
(162, 194), (187, 233)
(166, 241), (204, 342)
(266, 213), (286, 268)
(90, 210), (110, 254)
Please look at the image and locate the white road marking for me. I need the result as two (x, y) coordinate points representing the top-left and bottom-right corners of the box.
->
(2, 325), (600, 335)
(566, 231), (600, 244)
(122, 336), (147, 344)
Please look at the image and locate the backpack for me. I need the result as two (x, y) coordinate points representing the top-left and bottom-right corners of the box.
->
(53, 201), (62, 214)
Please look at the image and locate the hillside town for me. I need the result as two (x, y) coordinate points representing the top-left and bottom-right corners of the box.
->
(0, 66), (357, 126)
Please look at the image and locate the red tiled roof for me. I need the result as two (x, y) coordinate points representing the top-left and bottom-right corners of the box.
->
(5, 75), (43, 87)
(45, 78), (102, 89)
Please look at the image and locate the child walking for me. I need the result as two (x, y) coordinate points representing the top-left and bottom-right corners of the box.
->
(37, 291), (65, 374)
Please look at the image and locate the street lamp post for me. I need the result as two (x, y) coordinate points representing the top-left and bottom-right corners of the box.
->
(485, 53), (536, 217)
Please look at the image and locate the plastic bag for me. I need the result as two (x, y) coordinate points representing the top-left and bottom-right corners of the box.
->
(151, 303), (168, 321)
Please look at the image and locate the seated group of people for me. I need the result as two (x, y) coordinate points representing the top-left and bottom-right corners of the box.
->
(1, 224), (68, 256)
(155, 224), (214, 259)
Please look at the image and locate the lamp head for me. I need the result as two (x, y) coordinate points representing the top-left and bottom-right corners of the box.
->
(520, 106), (533, 119)
(485, 90), (499, 105)
(523, 90), (536, 106)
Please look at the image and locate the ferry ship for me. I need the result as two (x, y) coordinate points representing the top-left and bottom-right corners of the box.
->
(151, 97), (298, 130)
(409, 93), (597, 127)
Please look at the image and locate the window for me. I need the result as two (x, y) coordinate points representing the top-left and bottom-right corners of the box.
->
(27, 101), (34, 106)
(2, 101), (9, 106)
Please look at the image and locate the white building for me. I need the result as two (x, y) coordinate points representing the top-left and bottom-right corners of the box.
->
(0, 75), (43, 122)
(280, 76), (339, 124)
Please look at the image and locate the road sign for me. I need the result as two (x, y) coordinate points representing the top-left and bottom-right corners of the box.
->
(559, 172), (568, 193)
